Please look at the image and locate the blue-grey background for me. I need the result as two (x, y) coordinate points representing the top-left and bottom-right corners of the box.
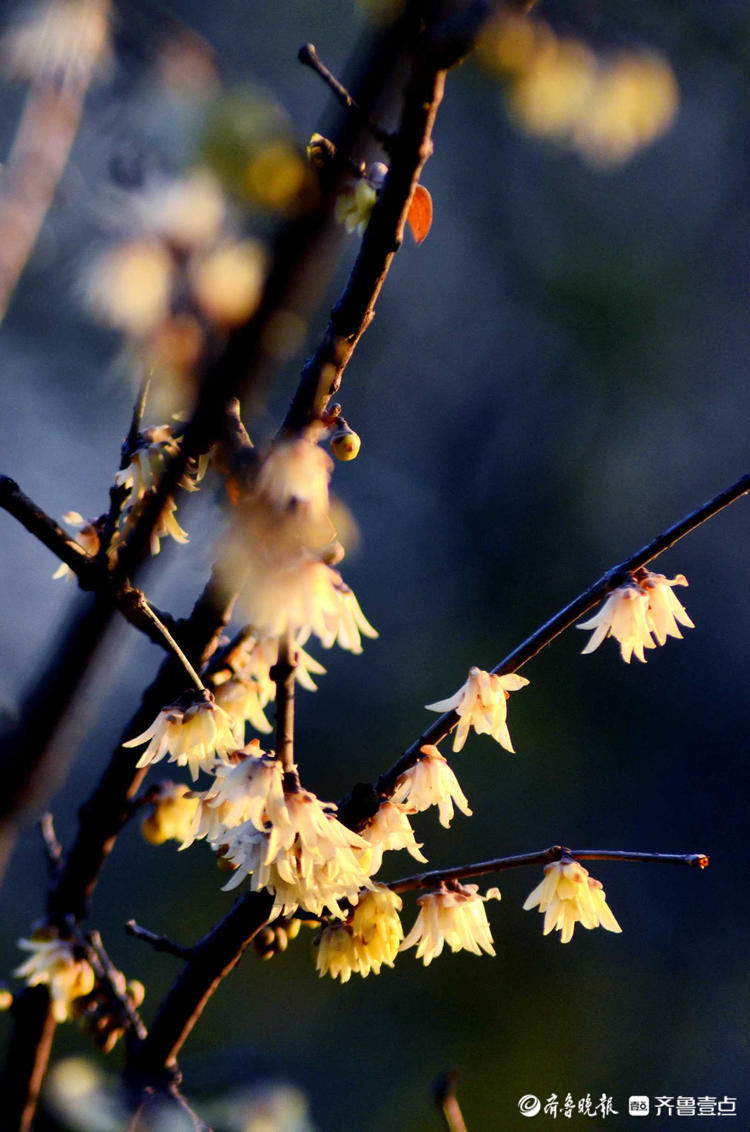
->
(0, 1), (747, 1128)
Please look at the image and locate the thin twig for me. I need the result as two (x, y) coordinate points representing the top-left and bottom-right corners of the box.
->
(138, 601), (205, 693)
(98, 377), (152, 560)
(366, 473), (749, 804)
(39, 813), (62, 877)
(84, 929), (148, 1043)
(125, 920), (193, 961)
(434, 1071), (468, 1132)
(387, 846), (709, 894)
(271, 634), (297, 777)
(298, 44), (393, 150)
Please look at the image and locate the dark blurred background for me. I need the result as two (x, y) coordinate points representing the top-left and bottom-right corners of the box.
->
(0, 0), (748, 1128)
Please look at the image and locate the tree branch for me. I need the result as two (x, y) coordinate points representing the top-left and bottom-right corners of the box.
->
(388, 846), (710, 894)
(298, 44), (394, 151)
(359, 473), (750, 806)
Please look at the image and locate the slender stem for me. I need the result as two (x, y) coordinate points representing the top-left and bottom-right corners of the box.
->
(388, 846), (709, 894)
(125, 920), (193, 961)
(39, 813), (62, 877)
(138, 601), (205, 693)
(1, 986), (56, 1132)
(85, 930), (148, 1043)
(369, 473), (749, 802)
(434, 1072), (468, 1132)
(271, 634), (296, 776)
(298, 44), (393, 150)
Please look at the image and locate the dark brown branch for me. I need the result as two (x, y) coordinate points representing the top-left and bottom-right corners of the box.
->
(363, 473), (749, 805)
(270, 636), (296, 777)
(125, 891), (274, 1088)
(125, 920), (193, 961)
(388, 846), (709, 894)
(298, 43), (394, 151)
(0, 986), (55, 1132)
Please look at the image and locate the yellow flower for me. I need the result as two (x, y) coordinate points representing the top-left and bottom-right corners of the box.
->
(523, 857), (622, 943)
(181, 742), (285, 849)
(52, 512), (100, 580)
(577, 582), (653, 663)
(213, 676), (273, 736)
(14, 931), (95, 1023)
(359, 800), (427, 875)
(334, 179), (377, 236)
(640, 571), (694, 645)
(426, 666), (529, 753)
(123, 696), (238, 781)
(315, 887), (404, 982)
(141, 781), (199, 845)
(400, 882), (501, 966)
(391, 745), (472, 829)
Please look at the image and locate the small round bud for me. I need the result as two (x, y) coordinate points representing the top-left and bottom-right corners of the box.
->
(0, 989), (13, 1012)
(367, 162), (388, 188)
(127, 980), (146, 1008)
(331, 429), (361, 461)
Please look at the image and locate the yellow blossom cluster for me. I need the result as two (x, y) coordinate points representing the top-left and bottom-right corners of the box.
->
(314, 887), (404, 982)
(577, 571), (694, 663)
(14, 931), (95, 1023)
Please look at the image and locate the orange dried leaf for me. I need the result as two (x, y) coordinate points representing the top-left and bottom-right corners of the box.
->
(406, 185), (432, 245)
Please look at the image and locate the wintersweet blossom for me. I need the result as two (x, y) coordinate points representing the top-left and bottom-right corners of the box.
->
(213, 676), (273, 736)
(400, 882), (501, 966)
(334, 179), (377, 235)
(14, 932), (95, 1022)
(577, 571), (694, 662)
(123, 696), (238, 781)
(255, 432), (333, 522)
(391, 745), (472, 829)
(523, 857), (622, 943)
(220, 787), (374, 918)
(358, 801), (427, 875)
(426, 666), (529, 753)
(640, 571), (694, 645)
(577, 582), (654, 663)
(181, 743), (286, 849)
(52, 512), (100, 580)
(141, 782), (199, 845)
(314, 887), (404, 982)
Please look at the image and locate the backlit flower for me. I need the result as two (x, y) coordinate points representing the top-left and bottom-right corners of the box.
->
(213, 676), (273, 736)
(640, 571), (694, 645)
(141, 781), (199, 845)
(220, 787), (374, 918)
(52, 511), (100, 580)
(335, 179), (377, 236)
(181, 742), (285, 849)
(123, 696), (238, 781)
(400, 882), (501, 966)
(255, 431), (333, 523)
(577, 582), (653, 663)
(391, 745), (472, 829)
(358, 800), (427, 875)
(314, 887), (404, 982)
(426, 666), (529, 753)
(14, 931), (95, 1022)
(523, 857), (622, 943)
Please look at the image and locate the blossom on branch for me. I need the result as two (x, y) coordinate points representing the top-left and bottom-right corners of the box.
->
(314, 886), (404, 982)
(358, 800), (427, 875)
(335, 179), (378, 236)
(523, 857), (622, 943)
(213, 675), (273, 737)
(123, 695), (238, 781)
(219, 787), (374, 918)
(391, 745), (472, 829)
(577, 571), (694, 662)
(400, 882), (501, 966)
(141, 781), (199, 845)
(425, 666), (529, 753)
(14, 931), (95, 1023)
(181, 742), (286, 849)
(52, 511), (100, 580)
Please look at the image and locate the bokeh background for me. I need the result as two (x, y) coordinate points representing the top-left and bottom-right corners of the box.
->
(0, 0), (748, 1128)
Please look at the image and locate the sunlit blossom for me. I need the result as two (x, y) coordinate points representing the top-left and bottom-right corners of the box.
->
(359, 800), (427, 875)
(181, 742), (286, 849)
(426, 666), (529, 753)
(255, 431), (333, 523)
(87, 239), (173, 337)
(314, 887), (404, 982)
(640, 571), (694, 646)
(391, 745), (472, 829)
(141, 781), (199, 845)
(52, 511), (100, 580)
(14, 931), (95, 1022)
(220, 787), (374, 918)
(523, 857), (622, 944)
(123, 696), (238, 781)
(213, 676), (273, 736)
(334, 179), (377, 236)
(400, 882), (501, 966)
(577, 582), (654, 663)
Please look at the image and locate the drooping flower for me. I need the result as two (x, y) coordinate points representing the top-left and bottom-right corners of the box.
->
(314, 886), (404, 982)
(52, 512), (100, 580)
(254, 431), (333, 523)
(577, 582), (654, 663)
(400, 882), (501, 966)
(141, 781), (199, 845)
(14, 931), (95, 1023)
(335, 179), (378, 236)
(640, 571), (694, 645)
(123, 695), (238, 781)
(213, 675), (273, 737)
(425, 666), (529, 753)
(220, 787), (374, 918)
(181, 742), (286, 849)
(358, 800), (427, 875)
(523, 857), (622, 943)
(391, 745), (472, 829)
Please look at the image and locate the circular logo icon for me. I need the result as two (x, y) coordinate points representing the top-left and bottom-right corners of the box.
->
(518, 1095), (541, 1118)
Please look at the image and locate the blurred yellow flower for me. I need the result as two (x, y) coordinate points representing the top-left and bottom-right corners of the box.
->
(14, 931), (95, 1022)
